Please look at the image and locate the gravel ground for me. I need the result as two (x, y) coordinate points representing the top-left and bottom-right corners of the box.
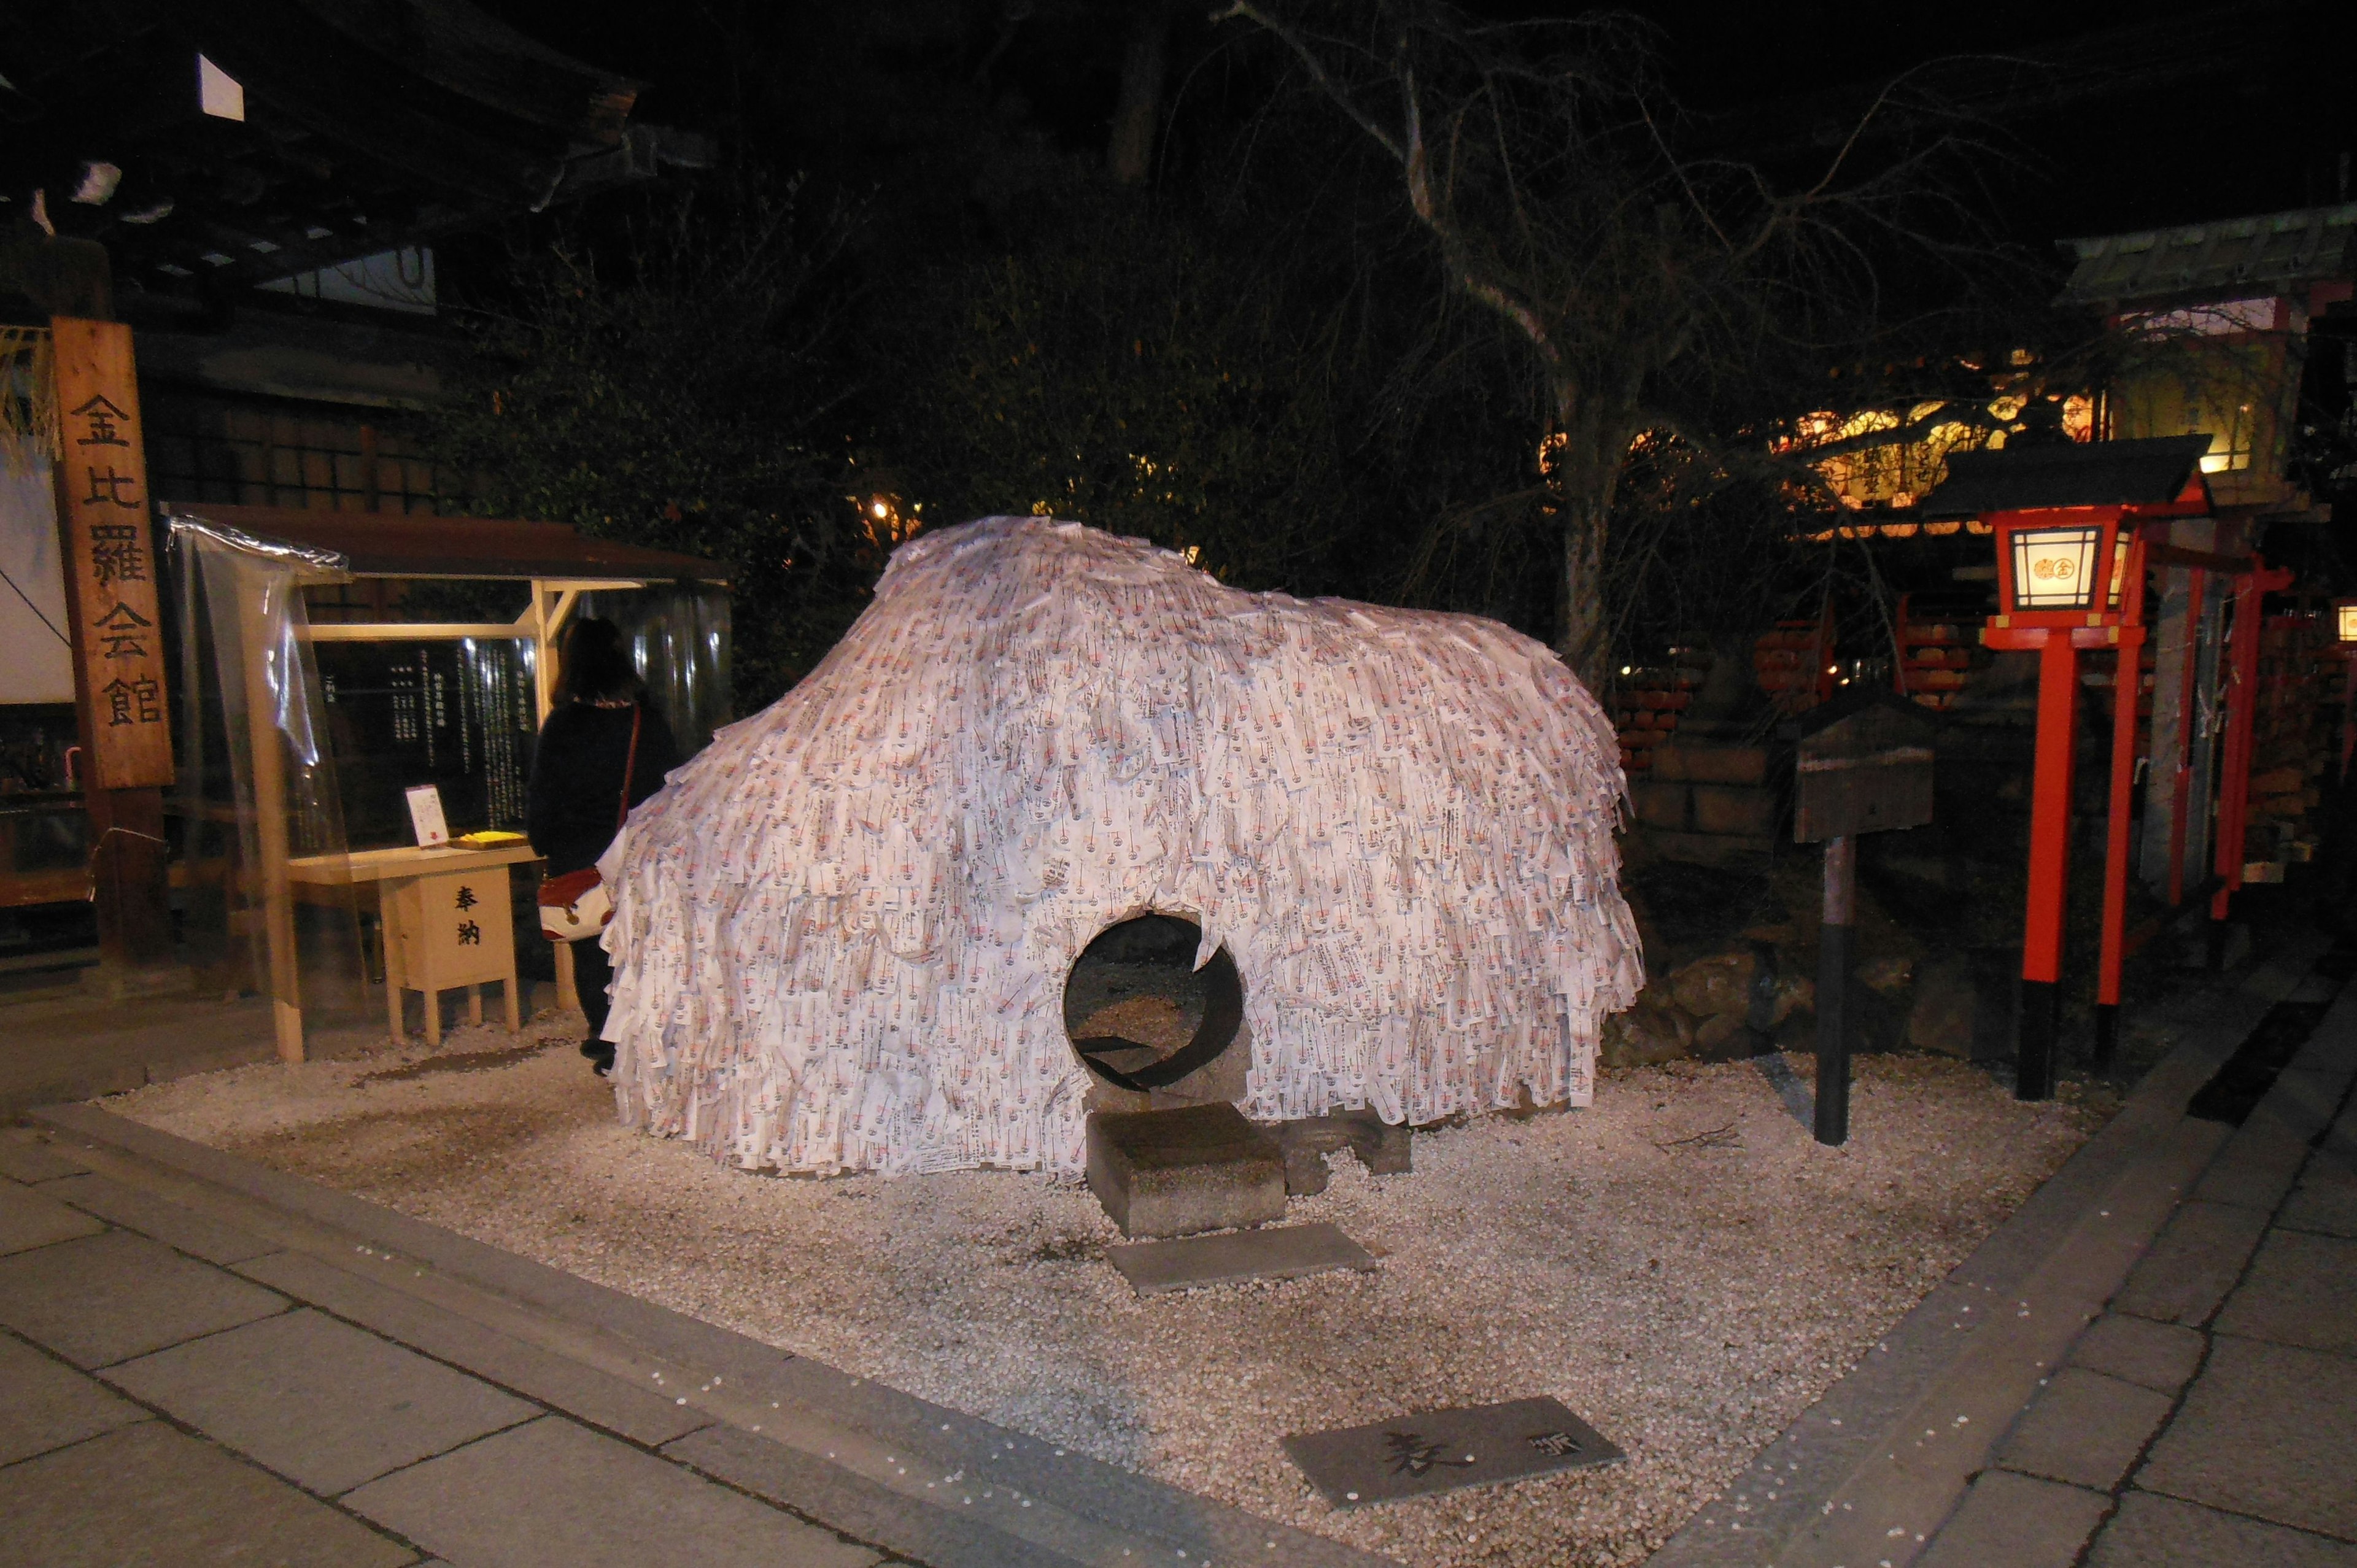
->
(108, 1017), (2105, 1568)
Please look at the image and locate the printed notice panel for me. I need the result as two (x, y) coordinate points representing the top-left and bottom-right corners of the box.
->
(51, 317), (172, 790)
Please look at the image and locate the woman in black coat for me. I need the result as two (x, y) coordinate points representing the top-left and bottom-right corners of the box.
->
(526, 617), (677, 1075)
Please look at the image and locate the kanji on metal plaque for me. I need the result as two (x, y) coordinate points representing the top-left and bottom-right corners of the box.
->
(1281, 1397), (1623, 1508)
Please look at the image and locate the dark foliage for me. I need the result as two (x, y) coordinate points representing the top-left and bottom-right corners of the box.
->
(416, 186), (871, 709)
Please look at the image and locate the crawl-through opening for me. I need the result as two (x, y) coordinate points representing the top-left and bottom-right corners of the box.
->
(1062, 913), (1243, 1092)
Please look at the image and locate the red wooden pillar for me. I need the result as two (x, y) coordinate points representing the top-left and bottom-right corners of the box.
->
(2211, 570), (2262, 921)
(2094, 533), (2151, 1068)
(2209, 562), (2296, 934)
(2018, 630), (2080, 1100)
(2165, 568), (2207, 906)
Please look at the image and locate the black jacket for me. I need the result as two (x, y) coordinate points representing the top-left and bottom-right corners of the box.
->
(525, 700), (679, 876)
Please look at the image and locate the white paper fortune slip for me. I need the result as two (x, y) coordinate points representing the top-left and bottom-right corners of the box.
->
(600, 517), (1643, 1178)
(404, 784), (449, 848)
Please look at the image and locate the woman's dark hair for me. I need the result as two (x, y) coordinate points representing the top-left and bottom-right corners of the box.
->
(554, 617), (640, 705)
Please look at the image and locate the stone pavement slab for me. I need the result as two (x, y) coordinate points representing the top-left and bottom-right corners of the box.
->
(2066, 1311), (2205, 1392)
(1993, 1367), (2174, 1491)
(0, 1420), (417, 1567)
(33, 1100), (1402, 1568)
(343, 1415), (880, 1568)
(2085, 1491), (2357, 1567)
(0, 993), (302, 1119)
(2193, 1052), (2343, 1201)
(0, 1331), (145, 1466)
(2283, 1176), (2357, 1238)
(0, 1229), (285, 1367)
(41, 1170), (280, 1265)
(2216, 1227), (2357, 1354)
(104, 1307), (540, 1496)
(2111, 1199), (2273, 1324)
(0, 1129), (91, 1184)
(2138, 1334), (2357, 1539)
(0, 1174), (104, 1255)
(669, 1421), (1089, 1568)
(1913, 1469), (2108, 1568)
(234, 1248), (713, 1449)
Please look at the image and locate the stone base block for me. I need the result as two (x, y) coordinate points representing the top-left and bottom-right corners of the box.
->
(1644, 828), (1776, 867)
(1280, 1142), (1330, 1197)
(1690, 783), (1779, 837)
(1652, 742), (1770, 785)
(1085, 1105), (1286, 1238)
(1277, 1109), (1412, 1182)
(1629, 779), (1690, 830)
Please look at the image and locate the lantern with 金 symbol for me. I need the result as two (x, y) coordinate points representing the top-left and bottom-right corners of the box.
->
(1995, 514), (2126, 626)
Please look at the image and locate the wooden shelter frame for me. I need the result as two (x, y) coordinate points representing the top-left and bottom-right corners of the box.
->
(166, 504), (723, 1060)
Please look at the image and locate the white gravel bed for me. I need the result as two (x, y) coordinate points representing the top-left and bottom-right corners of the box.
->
(108, 1018), (2103, 1568)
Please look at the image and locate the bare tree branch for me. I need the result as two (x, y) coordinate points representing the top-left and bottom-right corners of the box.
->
(1218, 0), (2024, 688)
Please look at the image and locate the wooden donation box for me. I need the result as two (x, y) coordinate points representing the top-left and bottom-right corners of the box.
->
(286, 843), (539, 1046)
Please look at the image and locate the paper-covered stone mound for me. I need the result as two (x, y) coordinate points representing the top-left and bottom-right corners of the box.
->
(603, 517), (1642, 1175)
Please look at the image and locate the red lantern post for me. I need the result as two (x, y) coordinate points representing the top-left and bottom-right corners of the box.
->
(1927, 437), (2213, 1100)
(1984, 508), (2129, 1099)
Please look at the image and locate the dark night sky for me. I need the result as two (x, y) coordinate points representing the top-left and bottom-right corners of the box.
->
(471, 1), (2354, 252)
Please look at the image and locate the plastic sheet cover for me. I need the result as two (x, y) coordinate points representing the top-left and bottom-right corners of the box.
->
(580, 582), (732, 756)
(605, 519), (1643, 1176)
(171, 516), (370, 1041)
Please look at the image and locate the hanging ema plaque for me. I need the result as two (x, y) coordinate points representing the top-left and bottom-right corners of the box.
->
(50, 317), (172, 790)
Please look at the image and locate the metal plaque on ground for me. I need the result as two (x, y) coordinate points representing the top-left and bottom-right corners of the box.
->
(1282, 1397), (1623, 1508)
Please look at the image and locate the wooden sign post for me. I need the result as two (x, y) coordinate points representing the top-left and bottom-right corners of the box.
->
(1791, 691), (1937, 1146)
(50, 316), (178, 984)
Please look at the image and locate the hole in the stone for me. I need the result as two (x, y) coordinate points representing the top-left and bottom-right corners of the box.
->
(1063, 913), (1242, 1092)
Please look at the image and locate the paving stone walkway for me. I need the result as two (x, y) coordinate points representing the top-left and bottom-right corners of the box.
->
(1647, 929), (2357, 1568)
(1917, 964), (2357, 1568)
(0, 1105), (1390, 1568)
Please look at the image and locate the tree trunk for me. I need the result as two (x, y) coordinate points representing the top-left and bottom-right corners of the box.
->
(1107, 3), (1172, 185)
(1558, 488), (1611, 699)
(1552, 407), (1621, 702)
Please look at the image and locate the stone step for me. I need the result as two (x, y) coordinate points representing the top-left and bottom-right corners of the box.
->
(1107, 1222), (1376, 1295)
(1085, 1104), (1287, 1238)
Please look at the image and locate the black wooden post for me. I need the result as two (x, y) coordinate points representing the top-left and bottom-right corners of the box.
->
(1816, 833), (1854, 1146)
(1790, 688), (1937, 1148)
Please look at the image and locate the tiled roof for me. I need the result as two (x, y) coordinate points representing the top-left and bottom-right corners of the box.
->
(1921, 435), (2212, 517)
(2061, 204), (2357, 307)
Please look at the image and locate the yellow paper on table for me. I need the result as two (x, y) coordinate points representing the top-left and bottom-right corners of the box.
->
(453, 830), (529, 849)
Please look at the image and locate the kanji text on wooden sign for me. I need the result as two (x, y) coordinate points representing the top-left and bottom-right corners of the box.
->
(50, 316), (172, 790)
(392, 870), (517, 992)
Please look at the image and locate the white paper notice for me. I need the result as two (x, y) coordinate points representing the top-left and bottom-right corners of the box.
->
(600, 518), (1644, 1179)
(405, 784), (450, 848)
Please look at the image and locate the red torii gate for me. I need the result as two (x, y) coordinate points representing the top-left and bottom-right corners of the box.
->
(1925, 437), (2288, 1099)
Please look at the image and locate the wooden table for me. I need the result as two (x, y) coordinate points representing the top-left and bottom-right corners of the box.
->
(286, 843), (541, 1046)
